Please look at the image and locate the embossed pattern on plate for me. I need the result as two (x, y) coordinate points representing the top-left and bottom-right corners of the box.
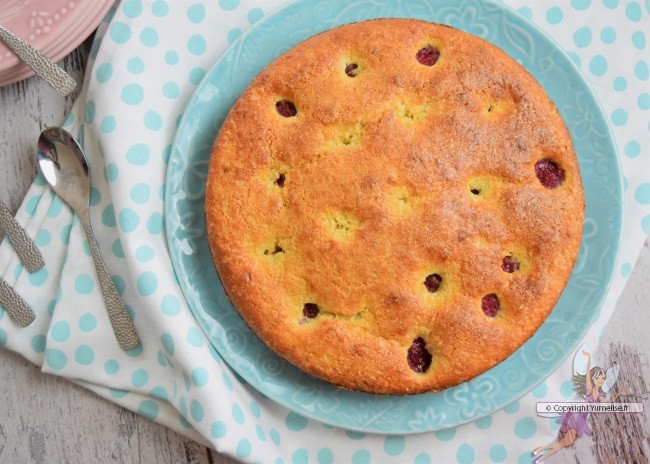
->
(166, 0), (623, 434)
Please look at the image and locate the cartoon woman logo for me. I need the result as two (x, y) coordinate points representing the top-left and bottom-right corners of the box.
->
(532, 344), (628, 462)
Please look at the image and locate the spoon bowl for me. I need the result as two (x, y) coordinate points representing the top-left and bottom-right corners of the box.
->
(37, 127), (140, 350)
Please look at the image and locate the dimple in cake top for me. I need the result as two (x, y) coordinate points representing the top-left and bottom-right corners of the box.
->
(205, 19), (584, 394)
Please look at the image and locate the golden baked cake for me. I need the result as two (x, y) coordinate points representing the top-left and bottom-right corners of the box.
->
(205, 19), (584, 395)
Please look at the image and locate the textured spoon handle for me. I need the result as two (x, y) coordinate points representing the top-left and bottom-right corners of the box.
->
(0, 276), (35, 327)
(0, 200), (44, 273)
(0, 24), (77, 96)
(82, 221), (140, 350)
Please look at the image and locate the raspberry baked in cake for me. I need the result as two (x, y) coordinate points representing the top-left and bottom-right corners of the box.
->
(205, 19), (584, 394)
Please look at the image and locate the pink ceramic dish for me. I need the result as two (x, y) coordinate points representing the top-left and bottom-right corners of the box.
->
(0, 0), (114, 87)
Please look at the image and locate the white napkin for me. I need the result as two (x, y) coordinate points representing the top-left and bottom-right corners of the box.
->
(1, 1), (649, 462)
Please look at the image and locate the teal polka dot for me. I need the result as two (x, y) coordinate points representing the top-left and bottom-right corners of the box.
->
(157, 351), (167, 366)
(140, 27), (159, 47)
(346, 431), (366, 440)
(25, 195), (40, 216)
(633, 31), (647, 49)
(573, 27), (592, 47)
(222, 372), (233, 390)
(250, 401), (261, 419)
(474, 415), (492, 429)
(627, 1), (642, 21)
(127, 57), (145, 75)
(149, 386), (168, 401)
(600, 27), (616, 44)
(123, 0), (143, 18)
(106, 162), (119, 181)
(130, 183), (151, 205)
(161, 294), (181, 316)
(121, 83), (144, 105)
(187, 35), (206, 56)
(504, 399), (520, 413)
(47, 197), (63, 218)
(414, 453), (431, 464)
(516, 6), (532, 19)
(161, 333), (175, 356)
(47, 298), (56, 317)
(532, 382), (548, 398)
(248, 7), (264, 23)
(621, 262), (632, 277)
(147, 213), (164, 234)
(31, 334), (46, 353)
(189, 67), (206, 85)
(109, 22), (132, 44)
(161, 145), (172, 164)
(126, 143), (150, 165)
(625, 141), (641, 158)
(614, 76), (627, 91)
(589, 55), (608, 76)
(560, 380), (573, 398)
(317, 448), (334, 464)
(642, 214), (650, 233)
(211, 421), (227, 438)
(270, 428), (281, 445)
(96, 62), (112, 83)
(137, 271), (158, 296)
(135, 245), (154, 263)
(603, 0), (618, 8)
(636, 183), (650, 204)
(219, 0), (240, 10)
(164, 50), (179, 65)
(489, 444), (507, 463)
(635, 61), (649, 80)
(456, 444), (475, 464)
(79, 313), (97, 332)
(28, 268), (47, 287)
(35, 230), (51, 247)
(110, 388), (128, 398)
(186, 327), (204, 347)
(75, 274), (94, 294)
(75, 345), (95, 365)
(292, 449), (309, 464)
(179, 415), (191, 429)
(119, 208), (140, 233)
(227, 27), (242, 43)
(112, 239), (125, 259)
(131, 368), (149, 387)
(144, 110), (163, 131)
(104, 359), (119, 374)
(638, 93), (650, 110)
(351, 450), (371, 464)
(85, 102), (96, 125)
(514, 417), (537, 439)
(191, 367), (209, 387)
(435, 427), (456, 441)
(611, 108), (628, 126)
(125, 341), (143, 358)
(152, 0), (169, 16)
(187, 4), (206, 23)
(546, 7), (563, 24)
(163, 82), (179, 99)
(45, 349), (67, 370)
(286, 412), (308, 431)
(384, 435), (406, 456)
(89, 187), (101, 207)
(190, 400), (204, 422)
(571, 0), (591, 9)
(138, 400), (159, 419)
(232, 403), (245, 424)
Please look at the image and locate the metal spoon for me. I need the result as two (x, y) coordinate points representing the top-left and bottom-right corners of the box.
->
(0, 24), (77, 96)
(37, 127), (140, 350)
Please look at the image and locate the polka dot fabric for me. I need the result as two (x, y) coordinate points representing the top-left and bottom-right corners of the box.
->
(0, 1), (647, 462)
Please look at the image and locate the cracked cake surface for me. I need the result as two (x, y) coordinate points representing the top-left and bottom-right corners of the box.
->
(205, 19), (584, 395)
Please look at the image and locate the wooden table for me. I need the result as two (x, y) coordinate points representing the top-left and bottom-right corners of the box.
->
(0, 41), (648, 464)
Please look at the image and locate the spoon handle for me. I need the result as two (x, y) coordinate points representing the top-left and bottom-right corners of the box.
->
(0, 200), (44, 273)
(81, 221), (140, 350)
(0, 24), (77, 96)
(0, 275), (36, 327)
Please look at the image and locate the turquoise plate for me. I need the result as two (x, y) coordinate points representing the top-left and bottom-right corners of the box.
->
(166, 0), (623, 434)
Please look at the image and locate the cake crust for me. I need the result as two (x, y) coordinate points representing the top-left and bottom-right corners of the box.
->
(205, 19), (584, 395)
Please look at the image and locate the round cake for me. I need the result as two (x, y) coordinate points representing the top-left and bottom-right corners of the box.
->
(205, 19), (584, 395)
